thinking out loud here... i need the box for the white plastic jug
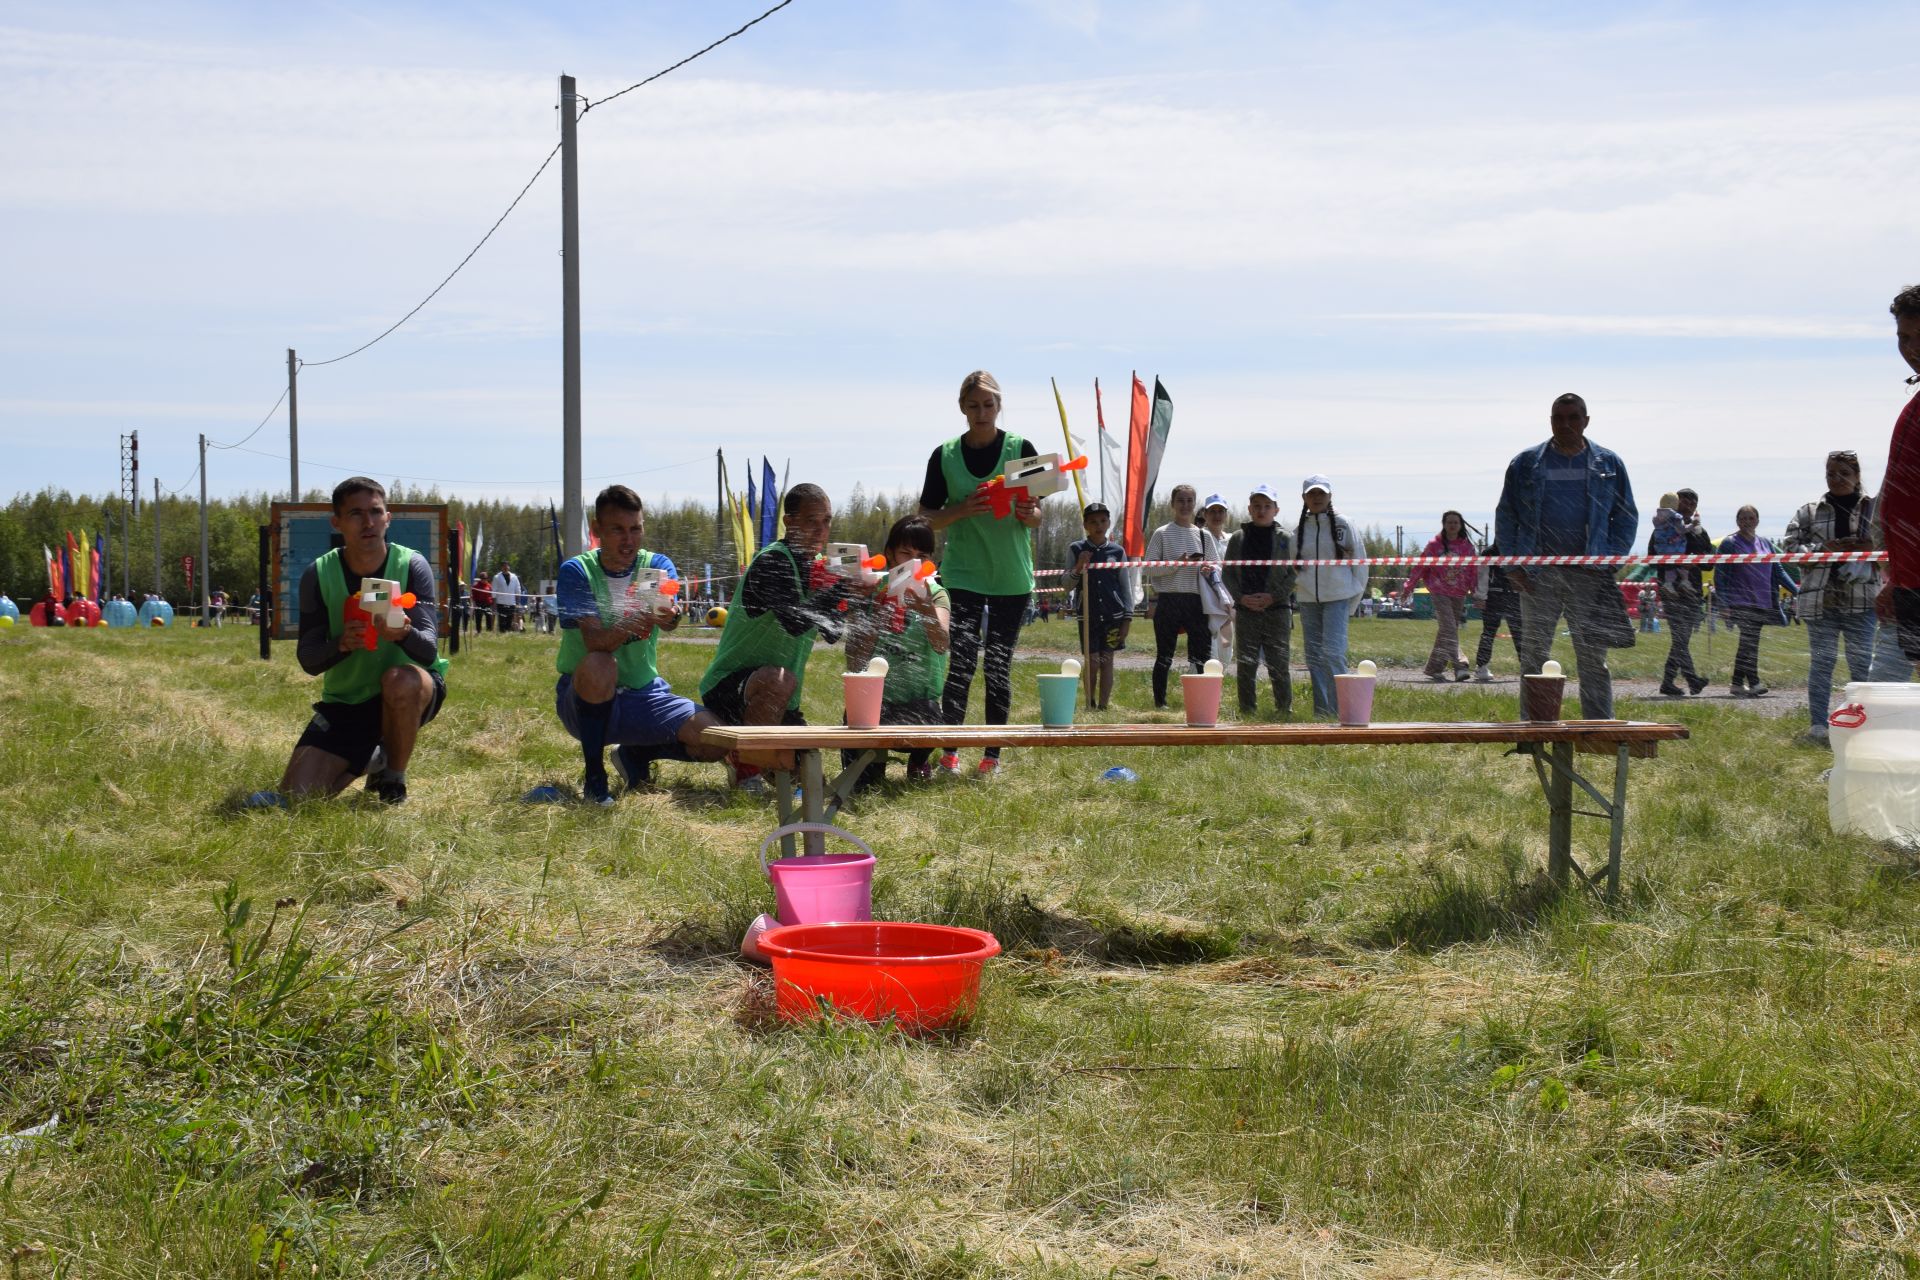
[1828,682,1920,843]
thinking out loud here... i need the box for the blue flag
[759,459,778,549]
[746,469,759,550]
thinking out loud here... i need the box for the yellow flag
[1051,377,1088,509]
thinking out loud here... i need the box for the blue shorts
[554,675,698,747]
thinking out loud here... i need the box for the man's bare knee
[574,652,617,702]
[382,666,432,709]
[679,710,729,761]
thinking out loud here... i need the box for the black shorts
[295,671,446,774]
[702,666,806,728]
[1086,613,1131,654]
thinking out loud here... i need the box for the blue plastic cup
[1037,673,1080,727]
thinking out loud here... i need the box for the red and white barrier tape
[1034,550,1883,575]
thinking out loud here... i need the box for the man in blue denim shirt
[1495,393,1639,718]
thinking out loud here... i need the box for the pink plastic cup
[843,672,886,730]
[1334,672,1375,726]
[1181,673,1225,727]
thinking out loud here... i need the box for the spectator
[1293,475,1368,718]
[1785,452,1879,742]
[470,575,494,632]
[1400,510,1476,682]
[1143,484,1212,710]
[491,561,523,632]
[1222,483,1297,716]
[1876,284,1920,662]
[917,370,1039,778]
[1494,392,1639,720]
[1645,488,1712,696]
[1714,505,1797,697]
[1198,493,1236,656]
[1068,502,1132,710]
[1470,541,1525,681]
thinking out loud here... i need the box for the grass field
[2,624,1917,1278]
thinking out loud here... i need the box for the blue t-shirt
[558,551,677,628]
[1537,448,1590,555]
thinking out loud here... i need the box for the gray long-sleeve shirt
[296,551,440,676]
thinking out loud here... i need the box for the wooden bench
[699,720,1689,898]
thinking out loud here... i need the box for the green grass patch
[0,625,1916,1277]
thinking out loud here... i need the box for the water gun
[343,578,416,650]
[621,567,682,617]
[976,452,1089,519]
[809,543,887,591]
[879,558,938,632]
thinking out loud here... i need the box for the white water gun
[622,567,682,616]
[978,452,1089,518]
[813,543,887,588]
[345,578,416,649]
[885,558,938,603]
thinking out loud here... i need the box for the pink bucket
[759,823,877,925]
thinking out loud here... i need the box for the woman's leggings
[942,588,1029,759]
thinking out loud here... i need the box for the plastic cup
[1037,673,1079,727]
[843,672,886,729]
[1521,673,1567,721]
[1181,673,1224,727]
[1334,672,1375,726]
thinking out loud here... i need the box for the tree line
[0,482,1405,605]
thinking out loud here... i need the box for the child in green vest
[553,485,727,806]
[249,477,447,807]
[843,515,952,787]
[700,483,860,793]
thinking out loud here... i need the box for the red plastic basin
[756,922,1001,1031]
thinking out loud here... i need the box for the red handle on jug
[1828,703,1867,729]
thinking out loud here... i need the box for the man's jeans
[1516,567,1618,720]
[1298,599,1352,717]
[1806,610,1876,731]
[1870,615,1914,684]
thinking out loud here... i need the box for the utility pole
[287,349,300,501]
[715,448,724,560]
[559,73,584,559]
[153,477,162,596]
[198,433,210,624]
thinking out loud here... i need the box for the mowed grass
[1,625,1917,1279]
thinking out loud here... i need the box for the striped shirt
[1143,522,1209,595]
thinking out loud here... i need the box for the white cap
[1248,483,1280,503]
[1302,474,1333,495]
[1201,493,1229,511]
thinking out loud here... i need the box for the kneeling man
[269,477,446,805]
[557,485,726,804]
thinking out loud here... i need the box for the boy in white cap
[1293,474,1369,718]
[1223,484,1297,715]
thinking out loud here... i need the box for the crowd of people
[228,285,1920,805]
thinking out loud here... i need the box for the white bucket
[1827,682,1920,844]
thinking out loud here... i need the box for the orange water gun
[977,452,1089,519]
[344,578,416,650]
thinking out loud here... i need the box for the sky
[4,0,1919,543]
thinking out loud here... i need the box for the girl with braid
[1292,475,1369,717]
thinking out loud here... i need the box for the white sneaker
[1473,665,1493,683]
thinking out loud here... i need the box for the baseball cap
[1201,493,1229,511]
[1302,474,1333,495]
[1248,483,1279,503]
[1082,501,1110,517]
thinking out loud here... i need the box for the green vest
[939,431,1035,596]
[555,549,665,689]
[857,580,950,704]
[699,542,815,711]
[314,543,448,705]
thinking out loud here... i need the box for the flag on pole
[93,531,106,600]
[731,490,755,571]
[1095,377,1123,513]
[1143,377,1174,532]
[759,458,778,550]
[1122,375,1152,556]
[65,532,81,601]
[470,523,484,584]
[45,544,62,601]
[455,520,466,581]
[746,467,759,549]
[1050,378,1088,509]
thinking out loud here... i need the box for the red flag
[1122,373,1152,556]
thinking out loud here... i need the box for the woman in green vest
[843,515,951,787]
[918,370,1040,777]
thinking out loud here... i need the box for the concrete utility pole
[715,448,725,559]
[287,349,300,501]
[559,73,584,559]
[198,433,210,623]
[153,477,162,595]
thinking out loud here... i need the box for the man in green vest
[252,477,447,806]
[553,485,726,805]
[700,483,860,792]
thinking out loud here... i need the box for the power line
[300,142,564,368]
[297,0,800,371]
[207,386,290,451]
[582,0,797,115]
[161,462,200,497]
